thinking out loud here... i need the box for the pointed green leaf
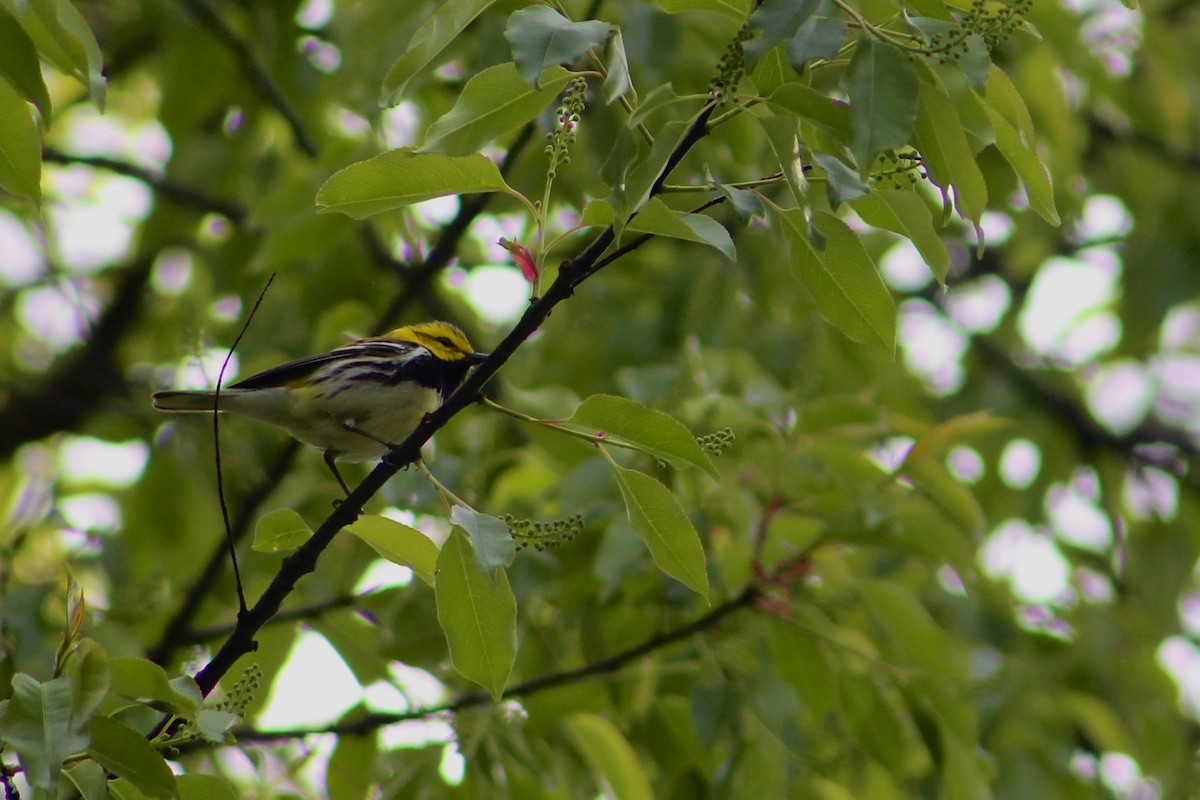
[812,152,869,207]
[852,189,950,285]
[505,6,613,88]
[838,673,908,779]
[766,83,851,138]
[346,514,439,586]
[619,118,689,214]
[603,29,632,104]
[612,465,709,597]
[19,0,105,109]
[0,6,51,119]
[316,151,514,219]
[627,197,736,259]
[845,37,918,173]
[87,717,177,799]
[435,529,516,700]
[109,658,200,718]
[759,115,808,207]
[0,673,89,792]
[570,394,718,477]
[379,0,501,107]
[0,76,40,201]
[565,713,654,800]
[788,14,848,68]
[194,709,239,744]
[451,505,516,574]
[912,68,987,225]
[780,209,895,351]
[421,63,573,155]
[985,65,1035,142]
[64,760,109,800]
[902,451,984,535]
[984,103,1059,225]
[860,581,964,676]
[252,508,311,553]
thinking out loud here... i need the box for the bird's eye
[435,336,454,347]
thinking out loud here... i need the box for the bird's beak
[468,352,489,364]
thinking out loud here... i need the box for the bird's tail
[152,389,242,412]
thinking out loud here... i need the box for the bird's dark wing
[228,340,419,390]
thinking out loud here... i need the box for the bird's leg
[341,422,416,470]
[323,450,352,497]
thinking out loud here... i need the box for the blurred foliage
[1,0,1199,798]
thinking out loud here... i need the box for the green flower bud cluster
[870,149,926,189]
[920,0,1032,62]
[697,427,735,457]
[546,76,588,178]
[503,513,584,551]
[709,25,751,105]
[215,663,263,716]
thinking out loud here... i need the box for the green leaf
[626,197,737,259]
[0,5,50,118]
[983,102,1059,225]
[787,14,848,69]
[421,63,573,155]
[252,508,312,553]
[379,0,501,107]
[838,673,909,780]
[435,529,516,700]
[655,0,752,22]
[570,394,718,477]
[912,67,987,226]
[22,0,105,109]
[565,713,654,800]
[902,451,984,535]
[316,151,514,219]
[505,6,613,88]
[612,465,709,597]
[109,658,200,718]
[87,717,177,799]
[63,760,109,800]
[745,0,820,65]
[766,83,851,138]
[177,774,239,800]
[984,65,1035,143]
[346,514,439,586]
[0,76,40,201]
[859,581,964,676]
[845,36,918,174]
[759,115,808,207]
[603,29,632,104]
[450,505,516,574]
[618,118,689,215]
[328,720,378,800]
[779,209,895,351]
[193,709,239,744]
[851,189,950,285]
[0,673,90,792]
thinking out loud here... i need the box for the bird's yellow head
[386,321,486,363]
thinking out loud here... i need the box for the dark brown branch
[42,148,247,223]
[221,584,760,743]
[188,102,719,699]
[178,0,318,157]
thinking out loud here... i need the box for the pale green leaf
[0,673,89,792]
[450,505,516,574]
[435,529,516,700]
[627,197,736,259]
[109,658,200,718]
[316,151,514,219]
[421,63,573,155]
[346,514,439,586]
[985,65,1035,143]
[759,114,808,207]
[845,36,918,173]
[252,508,311,553]
[22,0,104,109]
[379,0,501,107]
[63,760,109,800]
[194,709,239,744]
[612,465,709,597]
[912,67,987,225]
[766,83,851,138]
[570,394,718,477]
[505,6,612,88]
[565,713,654,800]
[603,29,632,104]
[0,76,40,201]
[851,189,950,285]
[87,717,177,799]
[178,774,239,800]
[859,581,963,676]
[811,152,868,207]
[780,209,895,351]
[984,102,1059,225]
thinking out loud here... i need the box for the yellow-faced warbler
[153,321,487,493]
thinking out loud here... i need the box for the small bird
[153,321,487,494]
